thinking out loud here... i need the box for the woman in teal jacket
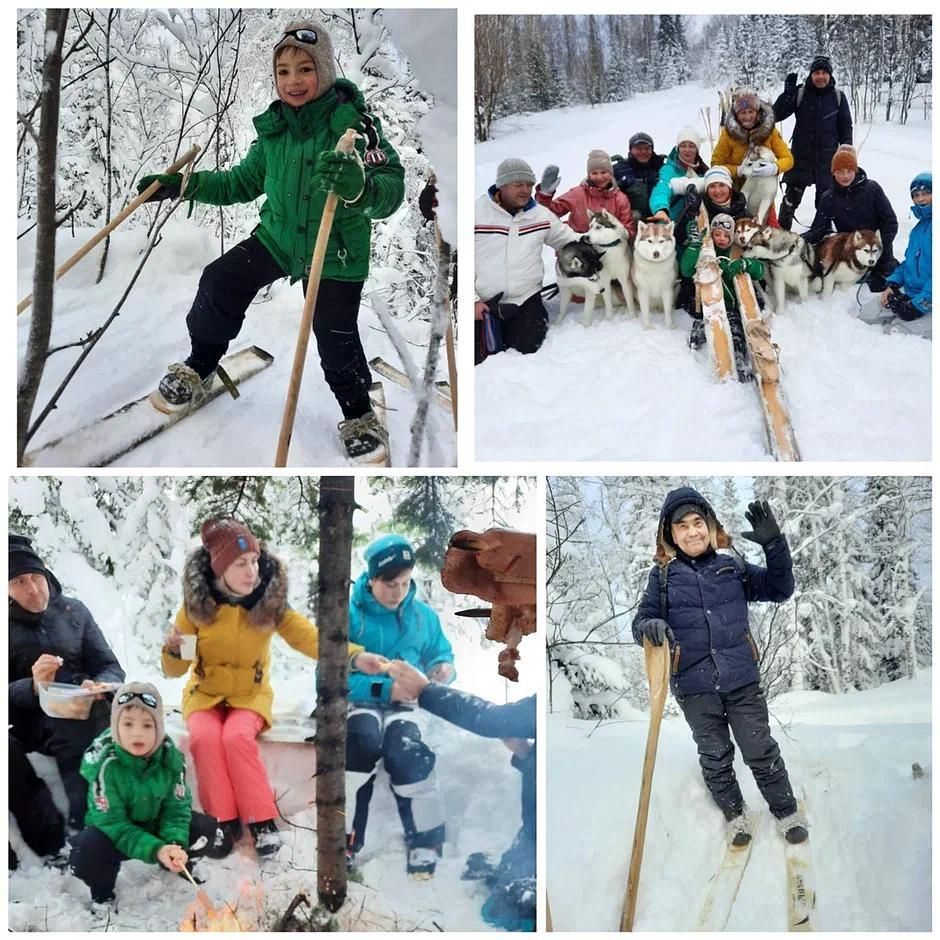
[343,534,455,878]
[650,126,710,222]
[138,19,405,461]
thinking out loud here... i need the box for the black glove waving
[741,500,781,546]
[784,72,798,94]
[638,618,674,647]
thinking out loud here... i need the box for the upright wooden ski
[732,273,801,461]
[620,641,670,931]
[693,207,735,381]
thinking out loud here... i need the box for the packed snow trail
[548,671,931,931]
[475,82,930,461]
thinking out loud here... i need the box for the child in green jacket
[679,214,765,375]
[69,682,229,916]
[138,19,405,462]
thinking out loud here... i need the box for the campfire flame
[179,880,263,932]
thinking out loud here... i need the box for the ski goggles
[710,216,735,233]
[117,690,159,708]
[281,28,319,45]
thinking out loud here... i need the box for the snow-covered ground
[16,220,455,468]
[8,494,536,930]
[547,669,932,931]
[475,82,931,461]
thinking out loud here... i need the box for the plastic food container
[38,682,98,720]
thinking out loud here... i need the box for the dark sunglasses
[117,690,158,708]
[282,28,318,45]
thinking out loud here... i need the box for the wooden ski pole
[620,638,670,931]
[433,218,458,430]
[17,144,200,315]
[274,128,359,467]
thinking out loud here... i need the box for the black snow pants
[69,811,222,902]
[185,235,373,420]
[676,682,797,820]
[8,733,66,860]
[345,708,445,854]
[10,700,110,829]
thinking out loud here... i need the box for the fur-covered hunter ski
[694,813,761,930]
[694,207,735,381]
[731,273,801,461]
[23,345,274,468]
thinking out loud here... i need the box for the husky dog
[736,218,815,312]
[582,210,637,326]
[632,220,678,329]
[815,230,883,298]
[556,240,606,323]
[739,145,779,224]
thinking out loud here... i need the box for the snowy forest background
[547,476,932,718]
[17,8,443,326]
[9,475,535,689]
[475,14,932,140]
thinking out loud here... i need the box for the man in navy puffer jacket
[632,487,807,847]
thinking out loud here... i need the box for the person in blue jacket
[344,534,455,878]
[632,487,807,847]
[388,659,536,931]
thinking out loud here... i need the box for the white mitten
[752,163,777,178]
[670,176,704,197]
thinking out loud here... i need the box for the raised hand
[741,500,781,546]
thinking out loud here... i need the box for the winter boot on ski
[725,808,752,847]
[248,819,282,858]
[152,363,214,413]
[338,411,389,464]
[776,809,809,844]
[407,846,440,880]
[688,317,706,350]
[728,312,753,382]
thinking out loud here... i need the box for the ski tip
[248,345,274,364]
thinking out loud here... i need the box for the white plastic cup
[179,634,197,661]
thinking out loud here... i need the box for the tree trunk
[18,8,69,464]
[315,476,356,913]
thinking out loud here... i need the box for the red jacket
[535,180,635,238]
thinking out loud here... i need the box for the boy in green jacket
[69,682,229,917]
[138,19,405,462]
[679,214,765,377]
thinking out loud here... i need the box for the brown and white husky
[815,230,883,298]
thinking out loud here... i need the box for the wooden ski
[785,804,816,932]
[693,206,735,381]
[23,345,273,467]
[620,640,670,931]
[694,813,760,931]
[732,272,801,461]
[368,355,452,411]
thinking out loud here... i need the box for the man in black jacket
[8,535,126,830]
[774,54,853,230]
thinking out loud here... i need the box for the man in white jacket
[475,158,578,360]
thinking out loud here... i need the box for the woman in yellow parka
[711,87,794,225]
[162,518,386,858]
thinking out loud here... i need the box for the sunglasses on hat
[282,28,318,45]
[711,217,734,233]
[117,690,158,708]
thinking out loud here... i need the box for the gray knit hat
[495,158,536,189]
[273,19,336,101]
[586,149,613,175]
[111,681,164,758]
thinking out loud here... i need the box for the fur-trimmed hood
[654,487,732,565]
[182,546,288,629]
[724,98,776,146]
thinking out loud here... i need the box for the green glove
[136,173,183,202]
[314,151,365,201]
[719,257,745,276]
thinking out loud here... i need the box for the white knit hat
[676,126,702,149]
[703,166,733,189]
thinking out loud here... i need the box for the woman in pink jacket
[535,150,636,238]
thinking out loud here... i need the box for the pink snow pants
[187,706,277,824]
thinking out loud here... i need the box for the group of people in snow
[8,526,535,931]
[135,19,404,464]
[474,53,932,360]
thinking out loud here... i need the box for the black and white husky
[735,217,814,312]
[582,210,637,326]
[556,240,606,324]
[739,144,779,224]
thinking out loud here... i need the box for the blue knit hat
[910,172,932,195]
[365,534,415,579]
